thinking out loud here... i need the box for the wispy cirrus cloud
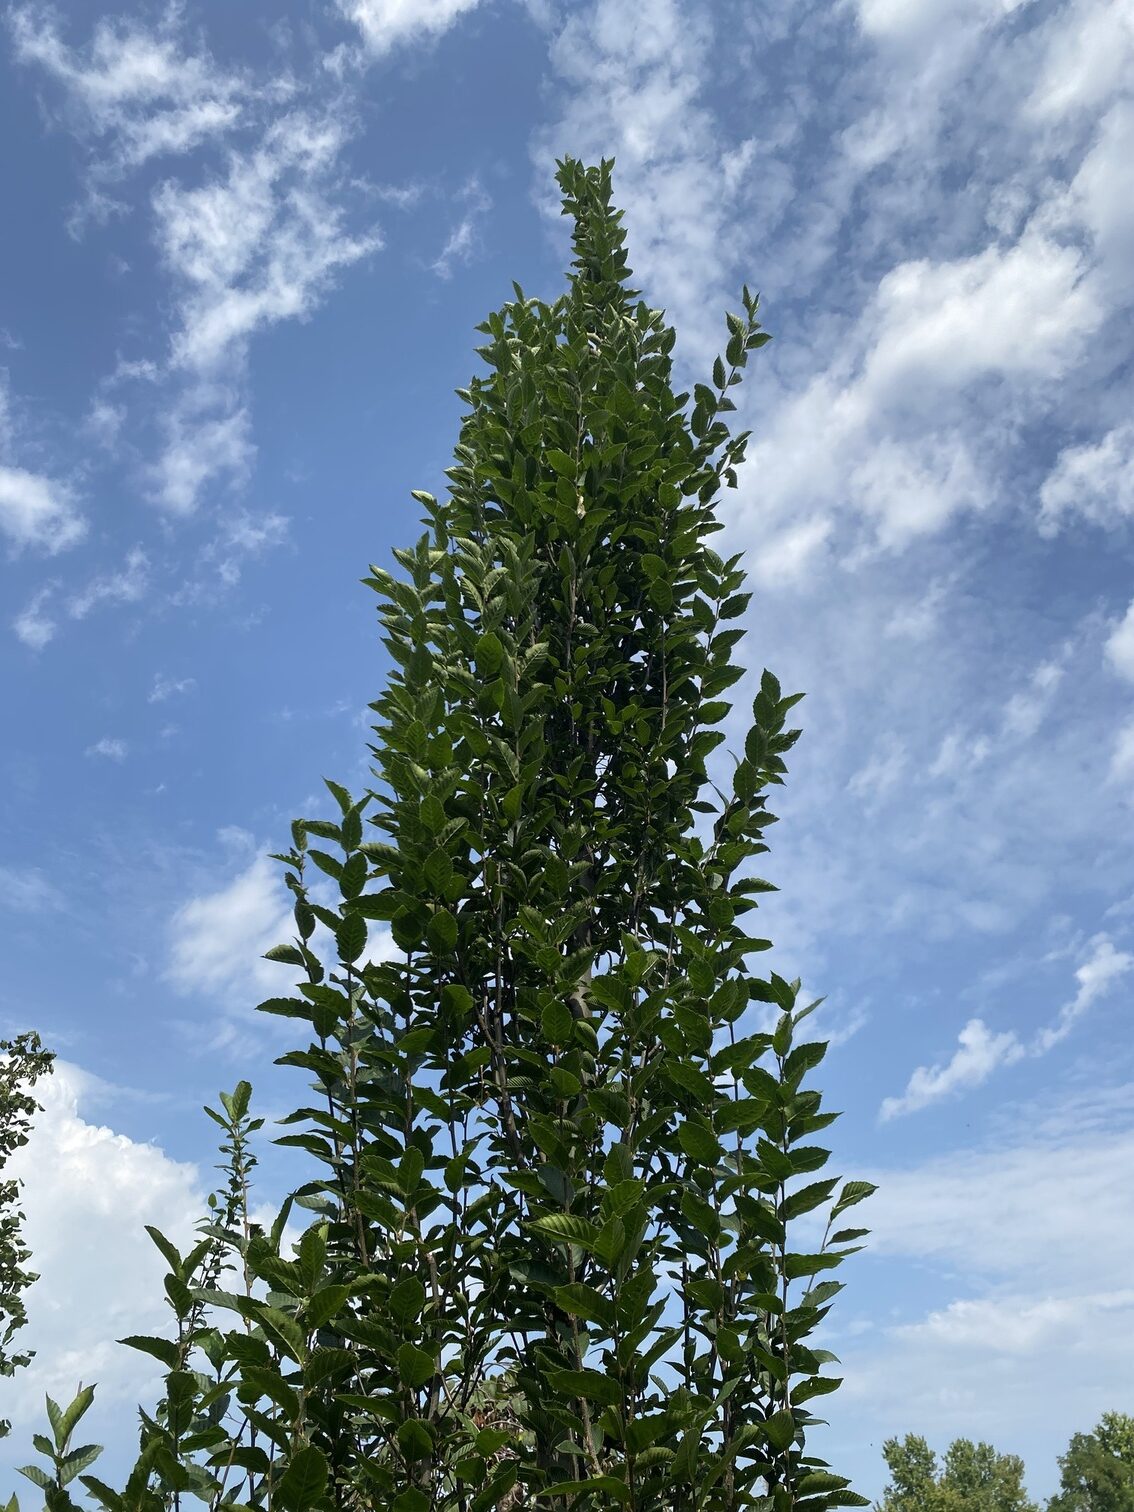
[881,934,1134,1119]
[8,2,265,200]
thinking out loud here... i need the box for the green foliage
[879,1435,1037,1512]
[8,158,870,1510]
[1048,1412,1134,1512]
[0,1033,55,1439]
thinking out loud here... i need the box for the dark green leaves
[14,158,863,1512]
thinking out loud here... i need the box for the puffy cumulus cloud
[0,465,85,555]
[166,846,294,1004]
[1039,421,1134,534]
[1025,0,1134,121]
[0,1060,203,1446]
[738,223,1103,567]
[881,934,1133,1118]
[0,373,83,554]
[336,0,483,57]
[0,1059,300,1487]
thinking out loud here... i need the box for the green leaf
[335,911,367,963]
[541,999,574,1044]
[275,1445,328,1512]
[306,1283,351,1330]
[475,631,503,676]
[389,1276,426,1325]
[117,1335,179,1369]
[833,1180,877,1214]
[764,1408,795,1451]
[58,1445,103,1487]
[678,1121,722,1164]
[527,1213,600,1247]
[546,1369,621,1406]
[397,1342,436,1388]
[397,1419,434,1462]
[554,1282,614,1329]
[423,848,453,893]
[426,907,458,952]
[543,1477,630,1505]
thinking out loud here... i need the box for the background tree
[1048,1412,1134,1512]
[878,1435,1036,1512]
[0,1033,55,1441]
[9,158,871,1512]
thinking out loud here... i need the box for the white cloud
[882,934,1133,1118]
[880,1017,1026,1121]
[1025,0,1134,120]
[155,114,381,378]
[150,404,253,514]
[0,464,85,554]
[823,1096,1134,1493]
[1040,421,1134,534]
[854,0,1028,46]
[0,865,63,912]
[204,508,290,588]
[1001,657,1065,741]
[8,4,257,182]
[1034,933,1134,1053]
[67,545,149,618]
[0,1060,204,1455]
[337,0,482,57]
[1112,720,1134,785]
[1105,599,1134,682]
[741,223,1102,556]
[12,586,57,649]
[148,673,196,704]
[144,112,380,511]
[167,849,294,1003]
[85,737,128,761]
[535,0,758,368]
[431,178,491,279]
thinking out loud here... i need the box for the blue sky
[2,0,1133,1498]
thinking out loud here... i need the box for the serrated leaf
[275,1445,327,1512]
[528,1213,600,1247]
[678,1121,722,1164]
[335,911,367,963]
[546,1369,621,1406]
[397,1342,436,1388]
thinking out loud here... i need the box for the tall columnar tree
[10,158,870,1512]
